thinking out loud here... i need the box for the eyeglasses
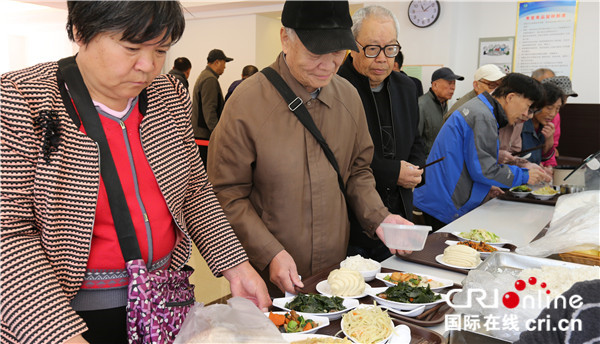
[356,40,401,58]
[478,79,502,89]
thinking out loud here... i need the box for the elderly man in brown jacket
[207,1,411,297]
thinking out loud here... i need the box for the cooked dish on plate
[285,294,346,313]
[376,283,441,304]
[274,294,360,320]
[457,240,498,252]
[440,245,481,268]
[532,185,558,195]
[381,271,446,289]
[510,185,532,192]
[341,305,393,344]
[267,310,325,334]
[458,229,501,243]
[368,287,446,311]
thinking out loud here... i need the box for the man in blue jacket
[414,73,552,230]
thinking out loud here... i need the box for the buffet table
[381,198,555,336]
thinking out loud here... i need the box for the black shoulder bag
[261,67,346,193]
[58,56,194,344]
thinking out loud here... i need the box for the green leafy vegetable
[285,293,345,313]
[511,185,531,192]
[459,229,500,243]
[377,283,441,303]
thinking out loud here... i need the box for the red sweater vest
[79,103,176,288]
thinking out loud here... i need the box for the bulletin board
[513,0,578,77]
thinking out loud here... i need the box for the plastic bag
[515,190,600,257]
[173,297,286,343]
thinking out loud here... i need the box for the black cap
[207,49,233,63]
[281,1,358,55]
[432,67,464,82]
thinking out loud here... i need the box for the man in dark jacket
[167,57,192,89]
[191,49,233,140]
[338,5,426,261]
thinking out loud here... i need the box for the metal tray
[474,251,590,276]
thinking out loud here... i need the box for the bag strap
[58,56,142,262]
[261,67,346,193]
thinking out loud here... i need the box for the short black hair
[492,73,544,106]
[242,65,259,78]
[66,1,185,45]
[394,51,404,68]
[540,82,566,108]
[174,57,192,71]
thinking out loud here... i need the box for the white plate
[367,287,447,311]
[264,311,330,334]
[383,305,426,317]
[315,280,371,299]
[341,305,394,344]
[531,192,558,200]
[435,254,481,270]
[509,186,531,198]
[272,296,359,320]
[375,272,453,290]
[452,231,510,246]
[510,190,531,198]
[444,240,511,258]
[282,333,346,343]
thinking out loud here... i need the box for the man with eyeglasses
[418,67,464,156]
[444,64,505,121]
[338,5,426,261]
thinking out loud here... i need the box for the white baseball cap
[474,64,505,82]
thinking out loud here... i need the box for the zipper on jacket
[138,128,193,268]
[118,120,154,269]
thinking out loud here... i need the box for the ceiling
[19,1,286,19]
[18,1,363,20]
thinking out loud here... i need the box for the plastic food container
[381,224,431,251]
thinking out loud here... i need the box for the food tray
[497,192,558,206]
[295,265,457,328]
[396,232,517,274]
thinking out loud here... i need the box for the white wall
[256,14,284,70]
[166,14,258,96]
[0,1,74,73]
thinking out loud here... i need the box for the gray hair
[284,27,297,42]
[531,68,555,79]
[351,5,400,39]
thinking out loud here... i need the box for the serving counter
[381,198,555,336]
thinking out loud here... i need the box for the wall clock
[408,0,441,28]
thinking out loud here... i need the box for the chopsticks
[415,302,444,321]
[511,144,544,156]
[419,157,445,169]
